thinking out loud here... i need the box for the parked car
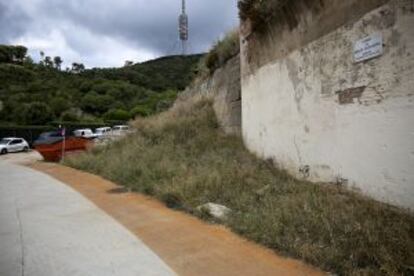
[95,127,112,138]
[112,125,130,136]
[73,129,97,139]
[0,137,30,154]
[33,131,64,146]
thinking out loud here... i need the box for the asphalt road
[0,158,175,276]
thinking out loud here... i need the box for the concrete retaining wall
[240,0,414,209]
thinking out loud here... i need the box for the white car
[0,137,30,154]
[73,129,97,139]
[95,127,112,138]
[112,125,130,136]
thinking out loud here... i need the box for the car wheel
[23,146,29,152]
[1,149,7,155]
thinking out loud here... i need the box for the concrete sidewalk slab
[0,161,175,276]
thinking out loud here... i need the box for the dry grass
[64,97,414,275]
[203,30,240,74]
[238,0,290,29]
[238,0,324,32]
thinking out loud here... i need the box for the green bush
[50,97,71,116]
[0,64,34,83]
[18,102,55,125]
[204,51,219,73]
[60,109,80,122]
[131,105,152,118]
[204,30,239,74]
[103,109,131,121]
[80,91,114,114]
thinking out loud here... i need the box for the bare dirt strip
[32,162,325,276]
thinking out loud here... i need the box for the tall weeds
[203,30,240,74]
[65,97,414,275]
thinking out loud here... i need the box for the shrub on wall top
[204,30,240,74]
[238,0,297,32]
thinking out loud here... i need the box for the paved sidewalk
[0,161,175,276]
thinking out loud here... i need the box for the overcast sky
[0,0,239,68]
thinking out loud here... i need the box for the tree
[124,60,134,67]
[12,46,27,63]
[104,109,131,121]
[50,97,70,116]
[71,62,85,73]
[53,56,63,70]
[18,102,54,125]
[44,56,53,68]
[0,45,27,64]
[24,55,34,65]
[0,45,12,63]
[80,91,114,114]
[131,105,152,117]
[60,109,81,122]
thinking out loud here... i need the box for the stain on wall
[336,86,366,105]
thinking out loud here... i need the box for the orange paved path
[32,162,325,276]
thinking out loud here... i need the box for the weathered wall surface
[241,0,414,209]
[182,55,241,135]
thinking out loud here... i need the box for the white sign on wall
[354,33,383,62]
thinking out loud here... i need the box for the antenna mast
[179,0,189,55]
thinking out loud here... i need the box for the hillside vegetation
[203,30,240,74]
[65,97,414,276]
[0,45,202,125]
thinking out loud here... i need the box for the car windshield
[0,139,11,145]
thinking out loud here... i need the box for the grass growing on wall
[238,0,322,32]
[64,97,414,275]
[238,0,290,28]
[203,30,240,74]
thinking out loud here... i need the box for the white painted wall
[241,1,414,209]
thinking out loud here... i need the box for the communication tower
[179,0,189,55]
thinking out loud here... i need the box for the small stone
[197,203,231,220]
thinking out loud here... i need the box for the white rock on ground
[197,203,231,220]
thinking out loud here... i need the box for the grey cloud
[0,0,238,67]
[0,1,31,42]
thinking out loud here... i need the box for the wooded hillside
[0,45,202,125]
